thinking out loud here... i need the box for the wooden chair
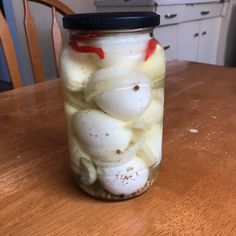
[0,0,74,89]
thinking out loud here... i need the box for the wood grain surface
[0,61,236,235]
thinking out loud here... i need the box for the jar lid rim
[63,12,160,30]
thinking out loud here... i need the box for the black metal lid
[63,12,160,30]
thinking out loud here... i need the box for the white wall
[8,0,96,85]
[63,0,96,12]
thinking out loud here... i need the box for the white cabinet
[95,0,153,12]
[177,21,200,61]
[177,17,222,64]
[154,24,178,59]
[198,17,221,64]
[157,5,184,25]
[95,1,225,65]
[183,3,223,22]
[155,2,224,65]
[157,3,223,26]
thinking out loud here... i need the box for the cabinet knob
[202,31,207,36]
[154,2,158,12]
[164,45,171,50]
[164,14,177,19]
[201,11,210,16]
[194,33,199,38]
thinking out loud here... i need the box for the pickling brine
[61,12,165,200]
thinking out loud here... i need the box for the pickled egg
[73,109,133,159]
[60,46,97,91]
[91,33,150,67]
[91,138,144,168]
[95,85,151,120]
[86,65,152,119]
[144,124,163,165]
[133,88,164,126]
[98,156,148,195]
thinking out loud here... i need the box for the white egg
[60,46,97,91]
[86,65,152,119]
[91,138,144,168]
[143,124,163,166]
[86,64,136,85]
[91,33,150,67]
[139,44,166,85]
[133,88,164,127]
[73,109,133,159]
[98,156,148,195]
[95,85,151,120]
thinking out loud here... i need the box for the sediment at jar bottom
[71,161,160,201]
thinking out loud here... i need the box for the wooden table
[0,61,236,235]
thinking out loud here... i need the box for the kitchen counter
[0,60,235,235]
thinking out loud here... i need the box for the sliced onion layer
[85,66,152,102]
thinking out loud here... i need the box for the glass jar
[61,12,165,200]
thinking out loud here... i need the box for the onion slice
[142,143,158,167]
[84,68,152,102]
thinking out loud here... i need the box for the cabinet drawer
[183,3,223,22]
[157,5,185,26]
[154,24,178,59]
[157,3,223,25]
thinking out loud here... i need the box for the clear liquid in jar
[60,31,165,200]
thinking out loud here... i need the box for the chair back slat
[23,0,44,83]
[52,6,62,77]
[0,0,74,89]
[0,11,23,88]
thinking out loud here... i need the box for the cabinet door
[177,21,200,62]
[154,24,178,59]
[198,17,222,64]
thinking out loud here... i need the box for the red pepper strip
[69,41,105,59]
[144,38,158,61]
